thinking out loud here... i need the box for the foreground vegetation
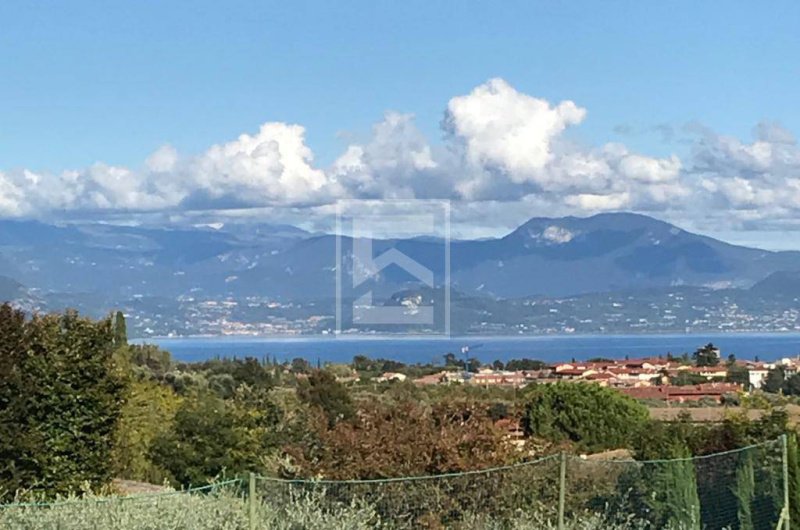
[2,305,800,528]
[0,487,723,530]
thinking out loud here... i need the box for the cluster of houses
[372,355,800,403]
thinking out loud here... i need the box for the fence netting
[0,480,248,530]
[256,439,786,529]
[564,439,785,530]
[257,455,563,528]
[0,439,787,529]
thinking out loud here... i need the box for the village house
[471,370,527,387]
[375,372,407,383]
[743,362,770,389]
[413,371,450,386]
[668,365,728,380]
[411,355,800,397]
[620,383,740,404]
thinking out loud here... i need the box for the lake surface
[136,333,800,365]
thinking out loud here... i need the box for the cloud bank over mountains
[1,78,797,235]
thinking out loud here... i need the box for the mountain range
[1,212,799,336]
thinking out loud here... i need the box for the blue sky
[1,1,799,247]
[2,1,797,170]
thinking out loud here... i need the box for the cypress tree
[640,443,701,529]
[787,433,800,526]
[113,310,128,346]
[617,422,701,527]
[733,451,755,530]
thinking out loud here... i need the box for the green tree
[352,355,374,372]
[630,423,701,529]
[787,433,800,526]
[229,385,285,469]
[763,367,785,394]
[505,358,547,371]
[726,364,750,388]
[230,357,274,389]
[733,451,755,530]
[150,386,286,487]
[0,306,126,499]
[0,304,28,497]
[648,452,701,529]
[443,352,458,367]
[325,363,356,380]
[521,382,649,452]
[671,371,711,386]
[297,370,354,428]
[126,343,172,377]
[784,373,800,396]
[693,343,720,367]
[290,357,312,374]
[466,357,481,373]
[113,310,128,347]
[208,373,237,398]
[112,379,181,483]
[150,393,243,486]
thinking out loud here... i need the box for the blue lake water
[136,333,800,365]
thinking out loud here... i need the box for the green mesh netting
[0,440,788,529]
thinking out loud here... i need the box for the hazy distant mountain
[2,213,800,320]
[235,212,800,299]
[0,275,27,300]
[750,270,800,297]
[0,219,308,300]
[448,213,800,297]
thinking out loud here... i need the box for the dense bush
[285,397,515,480]
[296,369,355,428]
[112,379,181,484]
[0,305,126,500]
[522,382,649,452]
[150,393,250,485]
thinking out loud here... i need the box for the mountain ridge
[1,212,800,317]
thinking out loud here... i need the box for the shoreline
[132,329,800,343]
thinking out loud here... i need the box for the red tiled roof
[554,369,586,377]
[620,383,740,401]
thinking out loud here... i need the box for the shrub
[0,306,126,500]
[522,382,649,452]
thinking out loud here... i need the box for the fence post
[249,472,256,530]
[783,434,791,530]
[558,452,566,530]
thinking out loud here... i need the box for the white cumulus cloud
[1,78,798,239]
[445,78,586,183]
[692,122,800,224]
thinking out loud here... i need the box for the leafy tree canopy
[521,382,649,452]
[693,343,720,367]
